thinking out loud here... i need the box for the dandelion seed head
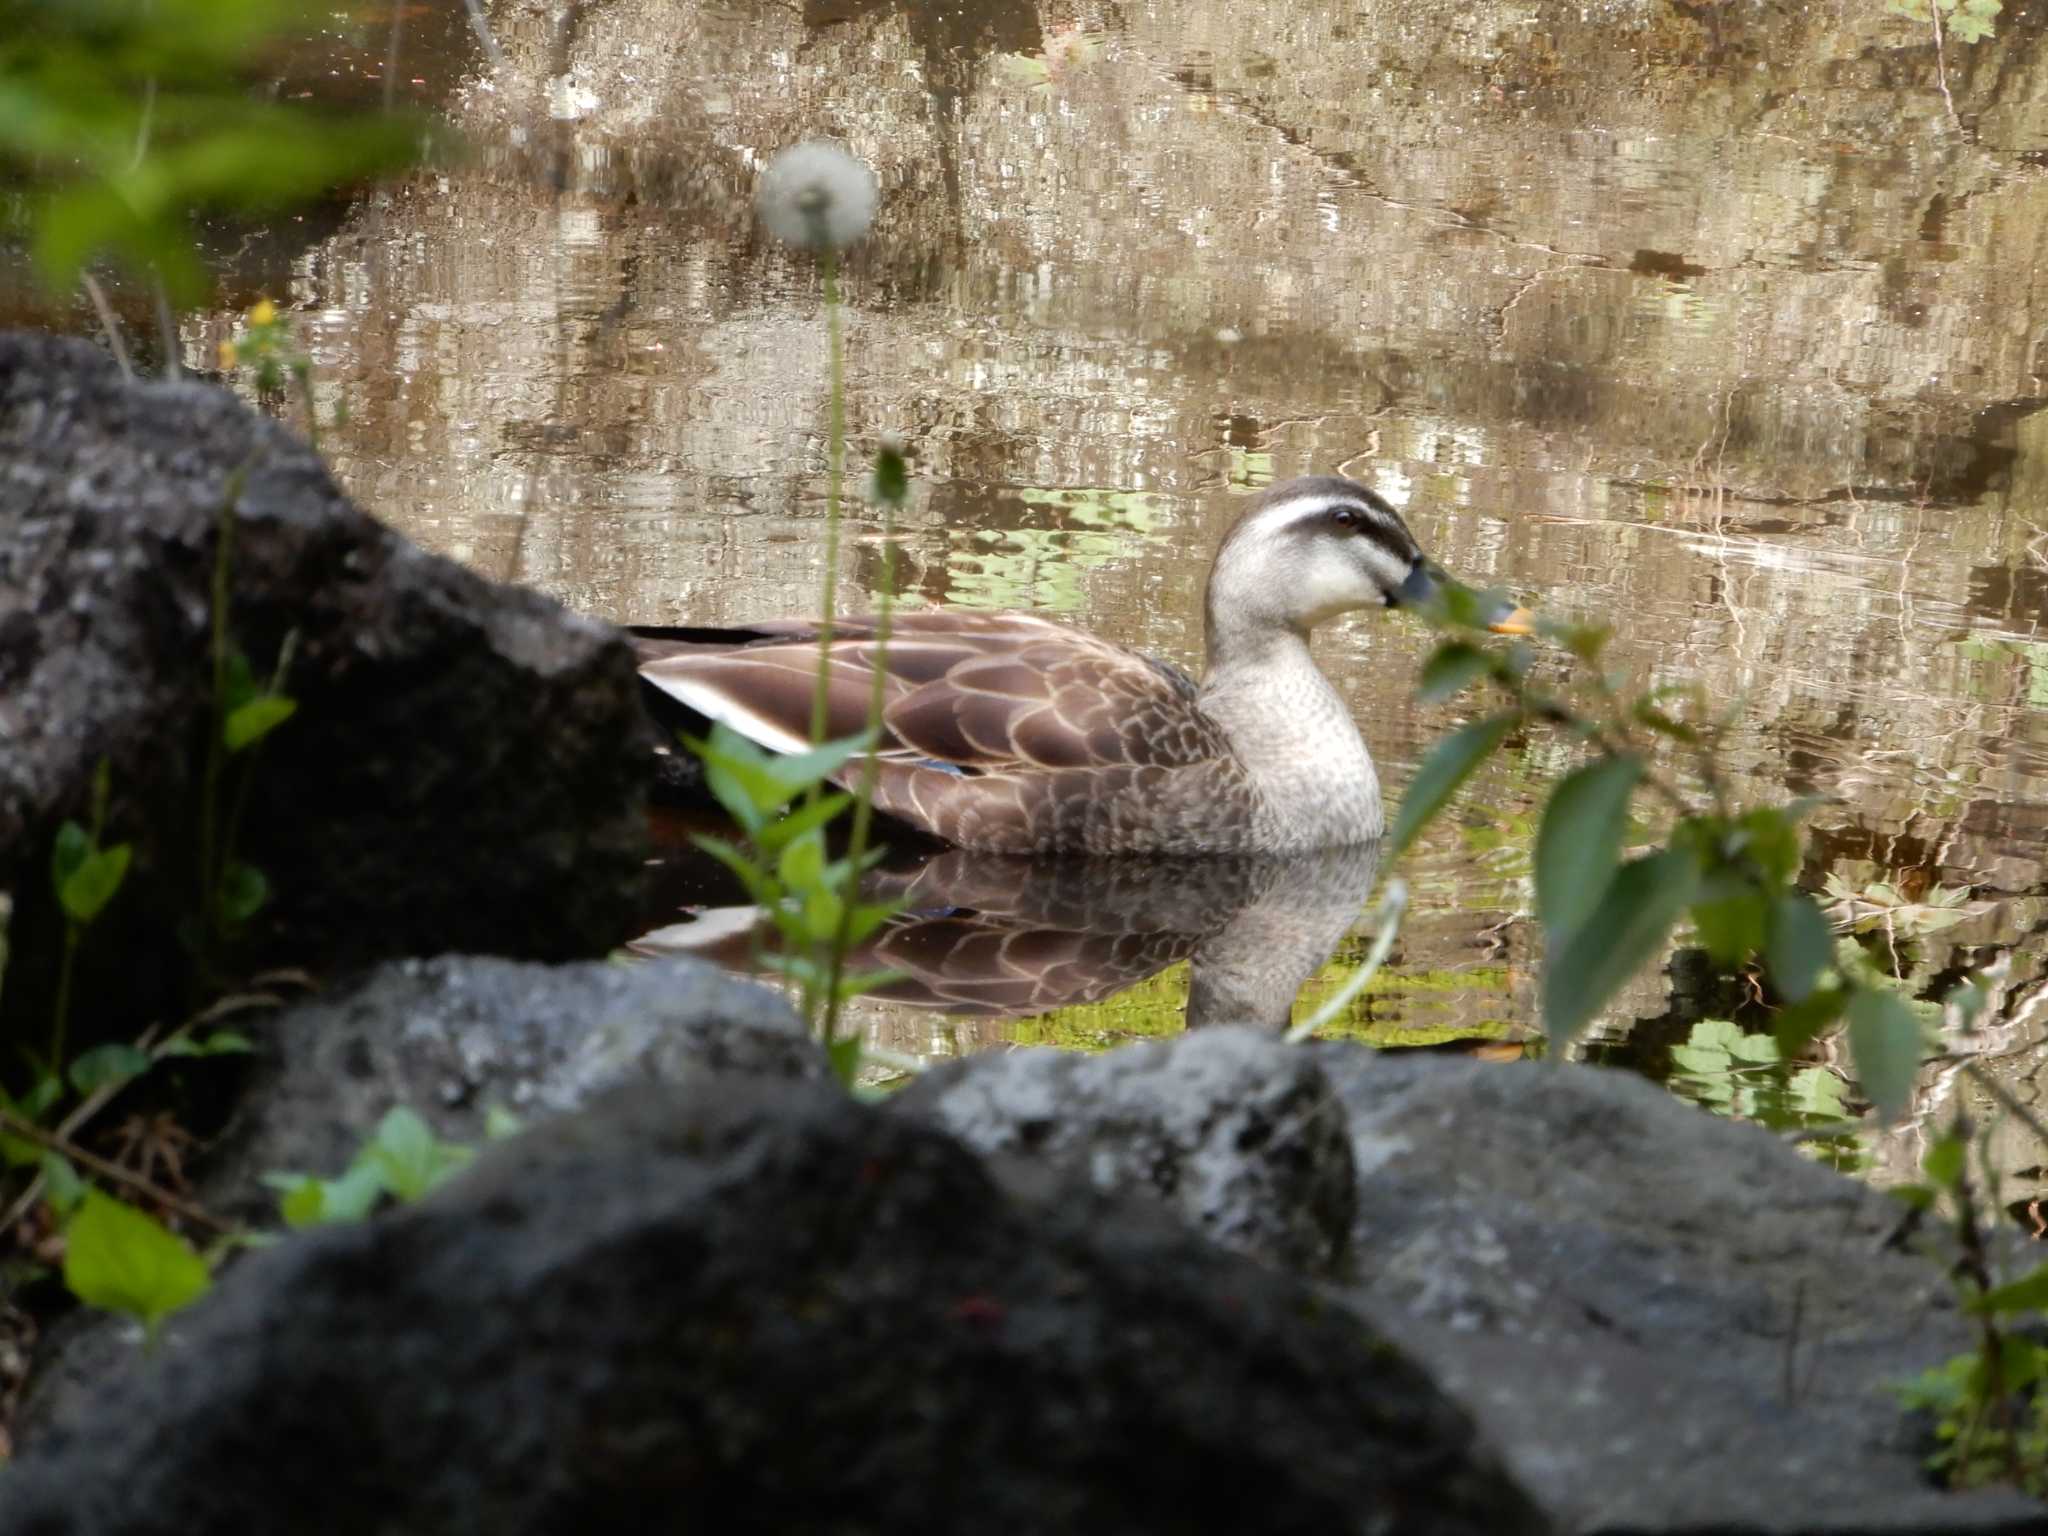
[755,140,878,253]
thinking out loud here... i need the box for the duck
[633,475,1528,856]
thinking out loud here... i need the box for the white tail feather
[640,663,814,755]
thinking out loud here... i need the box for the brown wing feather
[639,613,1225,776]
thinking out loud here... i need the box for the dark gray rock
[892,1026,1354,1276]
[1312,1047,2047,1534]
[0,331,655,1043]
[0,1077,1546,1536]
[196,953,828,1223]
[13,954,825,1449]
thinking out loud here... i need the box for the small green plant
[1394,594,1928,1122]
[265,1105,486,1227]
[192,467,297,979]
[1894,1114,2048,1493]
[44,758,132,1072]
[219,297,333,448]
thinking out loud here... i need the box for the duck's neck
[1198,621,1382,842]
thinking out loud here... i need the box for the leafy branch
[1394,588,1934,1120]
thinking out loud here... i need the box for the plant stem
[197,468,248,974]
[809,251,845,749]
[799,252,849,1030]
[0,1107,234,1235]
[48,926,80,1073]
[822,474,899,1045]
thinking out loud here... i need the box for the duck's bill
[1487,605,1535,636]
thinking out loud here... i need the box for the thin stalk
[822,478,899,1044]
[0,1107,233,1235]
[80,275,133,380]
[49,926,80,1072]
[197,470,248,964]
[808,251,846,749]
[799,252,848,1029]
[218,629,299,908]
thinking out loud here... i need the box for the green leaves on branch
[1400,614,1928,1123]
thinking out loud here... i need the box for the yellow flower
[248,298,277,327]
[218,340,239,370]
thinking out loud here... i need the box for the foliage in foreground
[0,0,423,302]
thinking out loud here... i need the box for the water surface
[8,0,2048,1203]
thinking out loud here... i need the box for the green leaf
[40,1151,87,1217]
[1389,712,1520,858]
[59,843,131,924]
[1691,875,1767,967]
[1543,847,1700,1047]
[1772,985,1848,1055]
[1846,988,1924,1125]
[764,731,876,795]
[688,834,773,904]
[268,1158,387,1228]
[1417,642,1494,705]
[63,1189,210,1330]
[218,860,268,924]
[1737,808,1802,886]
[777,832,828,894]
[223,694,296,752]
[483,1105,524,1141]
[1923,1134,1965,1191]
[690,728,778,832]
[50,819,89,891]
[1535,754,1642,935]
[1766,893,1833,1003]
[68,1043,153,1094]
[222,651,260,714]
[1977,1263,2048,1316]
[827,1035,862,1086]
[753,792,853,854]
[365,1106,471,1203]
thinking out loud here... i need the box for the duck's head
[1204,475,1527,651]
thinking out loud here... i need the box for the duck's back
[637,611,1290,854]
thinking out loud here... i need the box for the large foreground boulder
[0,1075,1545,1536]
[0,331,654,1042]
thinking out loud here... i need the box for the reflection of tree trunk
[803,0,1043,262]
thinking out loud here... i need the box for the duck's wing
[634,612,1227,771]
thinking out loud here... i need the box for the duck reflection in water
[633,839,1381,1032]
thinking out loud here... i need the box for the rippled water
[8,0,2048,1204]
